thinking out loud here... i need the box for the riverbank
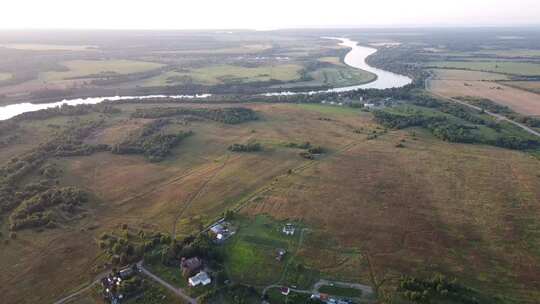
[0,38,412,121]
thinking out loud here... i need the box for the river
[0,38,411,121]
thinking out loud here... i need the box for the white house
[282,223,296,236]
[189,271,211,287]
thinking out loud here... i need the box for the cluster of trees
[399,275,488,304]
[285,141,312,149]
[9,187,87,231]
[112,119,193,162]
[373,95,540,151]
[131,107,258,124]
[13,103,121,121]
[228,141,262,152]
[0,119,108,235]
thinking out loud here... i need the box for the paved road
[426,77,540,138]
[138,262,197,304]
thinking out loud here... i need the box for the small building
[363,103,376,109]
[209,221,235,243]
[189,271,211,287]
[282,223,296,236]
[181,257,203,277]
[280,287,290,296]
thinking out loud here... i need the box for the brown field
[501,81,540,94]
[429,77,540,115]
[1,103,540,303]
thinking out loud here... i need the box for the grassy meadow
[0,101,539,303]
[40,59,164,81]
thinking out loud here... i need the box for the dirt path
[171,154,230,239]
[52,271,109,304]
[138,261,197,304]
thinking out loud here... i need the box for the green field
[425,61,540,76]
[141,64,302,86]
[223,215,302,286]
[277,65,376,89]
[40,59,164,81]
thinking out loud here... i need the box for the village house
[188,271,212,287]
[181,257,203,277]
[282,223,296,236]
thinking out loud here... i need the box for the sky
[1,0,539,30]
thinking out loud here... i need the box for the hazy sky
[1,0,539,30]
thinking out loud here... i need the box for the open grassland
[41,60,164,81]
[429,78,540,115]
[0,102,539,303]
[0,43,97,51]
[425,61,540,76]
[500,81,540,94]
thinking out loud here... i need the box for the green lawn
[223,215,301,286]
[425,61,540,76]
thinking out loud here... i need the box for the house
[188,271,212,287]
[276,249,287,261]
[363,103,376,109]
[209,221,235,243]
[280,287,290,296]
[181,257,202,277]
[282,223,296,236]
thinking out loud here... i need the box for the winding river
[0,38,411,121]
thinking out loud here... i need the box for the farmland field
[40,59,164,81]
[501,80,540,94]
[425,61,540,76]
[428,74,540,115]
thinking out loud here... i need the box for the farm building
[188,271,212,287]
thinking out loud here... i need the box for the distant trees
[131,107,258,124]
[228,141,262,152]
[112,119,193,162]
